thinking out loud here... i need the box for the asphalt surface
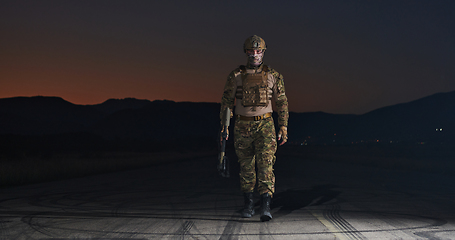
[2,150,455,239]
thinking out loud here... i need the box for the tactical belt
[237,112,272,121]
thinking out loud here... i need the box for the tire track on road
[310,204,366,240]
[172,220,195,240]
[219,213,244,240]
[0,218,8,240]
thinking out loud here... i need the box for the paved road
[2,151,455,239]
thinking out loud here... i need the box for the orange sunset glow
[1,1,454,114]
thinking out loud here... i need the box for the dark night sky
[1,0,454,114]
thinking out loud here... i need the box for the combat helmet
[243,35,267,53]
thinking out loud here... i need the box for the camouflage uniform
[220,64,289,196]
[234,117,277,194]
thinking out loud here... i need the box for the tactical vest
[236,65,271,108]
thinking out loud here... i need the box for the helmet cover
[243,35,267,52]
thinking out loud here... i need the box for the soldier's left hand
[220,127,229,143]
[277,126,288,146]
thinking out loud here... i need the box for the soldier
[220,35,289,222]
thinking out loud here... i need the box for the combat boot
[241,192,255,218]
[260,193,272,222]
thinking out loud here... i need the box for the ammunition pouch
[241,71,269,107]
[234,65,271,109]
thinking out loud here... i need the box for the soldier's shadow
[266,184,341,218]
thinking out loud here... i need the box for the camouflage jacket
[220,64,289,127]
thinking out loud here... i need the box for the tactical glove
[277,126,288,146]
[221,127,229,142]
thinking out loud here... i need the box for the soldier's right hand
[277,126,288,146]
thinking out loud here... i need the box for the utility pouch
[241,72,268,107]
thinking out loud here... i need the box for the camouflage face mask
[246,50,264,66]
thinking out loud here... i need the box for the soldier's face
[246,49,264,66]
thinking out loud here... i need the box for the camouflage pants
[234,117,277,196]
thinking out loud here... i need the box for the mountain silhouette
[0,96,104,135]
[352,92,455,142]
[91,98,152,115]
[91,100,220,141]
[288,111,356,143]
[288,91,455,144]
[1,91,454,147]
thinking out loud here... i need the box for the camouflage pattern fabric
[220,65,288,128]
[220,63,288,197]
[269,68,289,128]
[219,69,238,123]
[234,117,277,196]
